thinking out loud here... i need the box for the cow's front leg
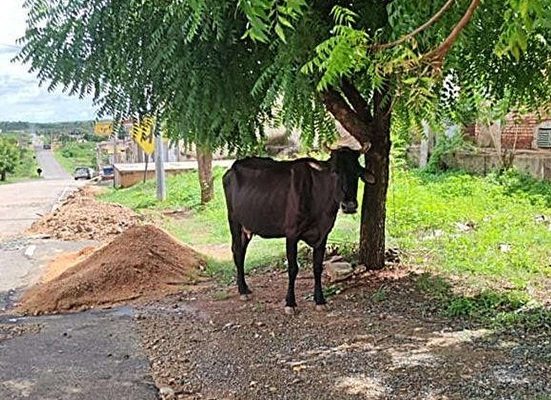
[285,238,299,314]
[230,222,252,300]
[313,237,328,310]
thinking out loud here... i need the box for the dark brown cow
[222,147,374,314]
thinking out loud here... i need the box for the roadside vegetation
[54,141,97,173]
[100,165,551,327]
[0,133,39,183]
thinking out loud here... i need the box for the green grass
[415,272,550,332]
[0,133,40,184]
[387,169,551,292]
[54,142,97,173]
[99,166,551,303]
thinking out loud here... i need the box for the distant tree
[0,138,20,181]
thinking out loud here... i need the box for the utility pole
[154,126,167,201]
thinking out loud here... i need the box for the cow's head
[330,145,375,214]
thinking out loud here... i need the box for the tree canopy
[17,0,551,267]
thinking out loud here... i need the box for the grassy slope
[100,167,551,299]
[54,142,97,173]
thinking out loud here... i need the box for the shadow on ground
[137,268,551,400]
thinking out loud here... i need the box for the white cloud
[0,0,96,122]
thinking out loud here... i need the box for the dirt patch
[18,225,207,315]
[28,186,139,242]
[136,268,550,400]
[194,244,232,261]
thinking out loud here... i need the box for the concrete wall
[113,160,235,188]
[114,167,189,188]
[407,146,551,181]
[442,150,551,180]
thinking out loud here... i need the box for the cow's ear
[360,170,376,184]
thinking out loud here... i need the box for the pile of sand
[28,186,139,241]
[19,225,206,315]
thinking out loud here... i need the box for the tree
[17,1,270,205]
[0,138,20,181]
[237,0,550,268]
[18,1,551,268]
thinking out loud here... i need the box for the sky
[0,0,96,123]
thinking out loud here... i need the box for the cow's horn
[360,142,372,154]
[322,142,335,152]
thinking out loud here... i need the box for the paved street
[0,147,158,400]
[0,147,80,240]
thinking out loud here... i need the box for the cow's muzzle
[341,200,358,214]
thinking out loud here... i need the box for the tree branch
[340,79,373,123]
[322,89,371,144]
[421,0,481,66]
[372,0,456,51]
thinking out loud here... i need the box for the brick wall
[501,114,540,150]
[469,113,551,150]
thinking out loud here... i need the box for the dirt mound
[28,186,138,241]
[19,225,206,315]
[41,246,96,282]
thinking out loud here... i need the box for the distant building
[465,113,551,150]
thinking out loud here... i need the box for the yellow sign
[94,121,113,136]
[131,116,156,155]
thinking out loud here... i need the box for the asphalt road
[35,146,71,180]
[0,146,158,400]
[0,147,80,240]
[0,310,158,400]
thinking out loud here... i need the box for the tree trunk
[0,170,5,181]
[322,84,391,270]
[360,102,392,269]
[196,146,213,204]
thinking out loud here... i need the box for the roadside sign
[131,116,156,155]
[94,121,113,136]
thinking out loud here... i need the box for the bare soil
[137,268,550,400]
[18,225,207,315]
[40,246,96,282]
[28,186,139,241]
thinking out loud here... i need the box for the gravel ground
[0,323,41,343]
[136,268,551,400]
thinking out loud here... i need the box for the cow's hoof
[284,306,296,315]
[315,304,329,312]
[239,294,251,301]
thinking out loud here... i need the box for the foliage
[54,142,97,173]
[415,272,550,331]
[425,129,473,173]
[0,120,95,136]
[17,0,551,266]
[388,169,551,291]
[488,169,551,208]
[239,0,551,129]
[0,137,21,180]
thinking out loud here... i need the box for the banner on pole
[94,121,113,136]
[131,116,156,155]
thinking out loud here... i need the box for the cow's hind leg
[313,237,328,310]
[230,221,252,300]
[285,238,299,314]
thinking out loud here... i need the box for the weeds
[414,272,550,331]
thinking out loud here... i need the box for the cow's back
[223,157,340,245]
